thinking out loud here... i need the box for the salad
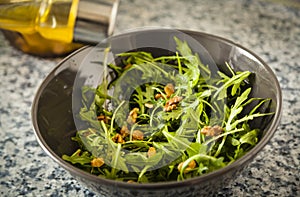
[62,37,273,183]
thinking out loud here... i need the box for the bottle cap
[73,0,120,44]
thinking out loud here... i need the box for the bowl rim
[31,28,282,190]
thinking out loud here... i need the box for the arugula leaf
[62,149,92,165]
[174,36,200,88]
[215,70,251,100]
[162,128,193,151]
[225,88,251,131]
[239,129,258,146]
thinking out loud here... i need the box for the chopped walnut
[200,125,223,137]
[164,83,175,98]
[132,130,144,140]
[147,147,156,158]
[155,93,163,100]
[166,96,183,106]
[163,105,171,112]
[91,158,105,168]
[97,115,111,124]
[112,133,125,143]
[164,103,177,112]
[163,96,183,112]
[120,125,129,138]
[127,108,139,124]
[188,160,196,169]
[178,160,197,173]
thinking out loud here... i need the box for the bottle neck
[73,0,119,45]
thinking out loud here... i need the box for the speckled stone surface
[0,0,299,196]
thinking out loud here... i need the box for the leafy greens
[62,37,273,183]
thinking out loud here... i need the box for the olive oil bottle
[0,0,119,57]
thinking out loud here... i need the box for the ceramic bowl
[32,29,282,197]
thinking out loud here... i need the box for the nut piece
[178,160,197,173]
[166,96,183,106]
[132,130,144,141]
[91,158,105,168]
[164,96,183,112]
[147,147,156,158]
[163,103,177,112]
[200,125,223,137]
[188,160,196,169]
[163,105,172,112]
[155,93,163,100]
[127,108,139,124]
[97,115,111,124]
[112,133,125,143]
[120,125,129,138]
[164,83,175,98]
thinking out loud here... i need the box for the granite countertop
[0,0,299,196]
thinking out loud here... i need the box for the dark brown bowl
[32,29,282,197]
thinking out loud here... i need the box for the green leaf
[117,51,154,65]
[226,88,252,131]
[162,108,183,121]
[110,143,128,177]
[79,106,100,129]
[234,88,252,108]
[186,142,207,157]
[214,71,251,100]
[179,154,225,178]
[234,146,245,160]
[174,37,201,88]
[162,129,192,151]
[62,150,92,165]
[230,112,274,130]
[239,129,258,146]
[231,137,241,146]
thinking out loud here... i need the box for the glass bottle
[0,0,119,57]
